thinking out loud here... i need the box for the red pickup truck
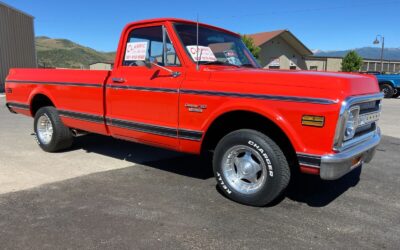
[5,18,383,206]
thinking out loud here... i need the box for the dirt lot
[0,96,399,249]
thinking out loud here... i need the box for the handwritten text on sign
[125,42,148,61]
[186,46,217,62]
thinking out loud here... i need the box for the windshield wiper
[201,61,240,68]
[240,63,257,68]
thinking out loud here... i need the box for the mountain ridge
[313,47,400,60]
[35,36,115,68]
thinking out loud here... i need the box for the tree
[341,51,363,72]
[241,35,261,59]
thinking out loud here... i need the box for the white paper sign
[125,42,148,61]
[186,46,217,62]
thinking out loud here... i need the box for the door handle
[112,77,125,83]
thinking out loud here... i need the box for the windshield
[174,23,260,68]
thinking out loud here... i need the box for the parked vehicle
[4,18,383,206]
[376,74,400,98]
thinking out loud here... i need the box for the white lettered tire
[213,129,290,206]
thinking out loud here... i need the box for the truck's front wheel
[34,107,73,152]
[213,129,290,206]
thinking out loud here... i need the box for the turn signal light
[302,115,325,127]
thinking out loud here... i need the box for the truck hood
[207,68,379,97]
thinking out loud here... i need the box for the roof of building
[248,30,313,56]
[0,1,34,18]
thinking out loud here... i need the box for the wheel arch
[379,80,395,87]
[201,109,301,169]
[29,91,57,117]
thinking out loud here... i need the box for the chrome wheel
[37,114,53,145]
[222,145,267,194]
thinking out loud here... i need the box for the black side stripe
[6,80,102,88]
[107,84,177,93]
[179,129,203,141]
[6,102,30,110]
[59,111,203,141]
[58,110,104,124]
[181,89,337,105]
[297,154,321,167]
[107,118,178,138]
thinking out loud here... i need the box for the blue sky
[3,0,400,52]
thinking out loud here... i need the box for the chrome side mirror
[144,57,156,69]
[144,57,181,78]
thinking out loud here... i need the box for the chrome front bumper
[320,128,381,180]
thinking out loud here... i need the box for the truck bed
[5,68,111,135]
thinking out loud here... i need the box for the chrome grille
[358,100,381,114]
[333,93,383,152]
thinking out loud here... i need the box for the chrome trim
[297,127,381,180]
[106,117,203,141]
[6,80,102,88]
[107,85,178,93]
[180,89,338,105]
[333,93,383,151]
[340,130,376,151]
[321,127,381,180]
[297,153,322,167]
[6,102,30,111]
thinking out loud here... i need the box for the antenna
[196,13,199,71]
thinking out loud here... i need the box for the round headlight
[344,106,360,141]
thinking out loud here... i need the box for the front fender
[201,98,306,152]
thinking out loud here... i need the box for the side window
[123,26,180,67]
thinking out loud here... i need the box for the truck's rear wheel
[380,84,394,98]
[213,129,290,206]
[34,107,73,152]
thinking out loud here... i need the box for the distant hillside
[314,47,400,60]
[36,36,115,69]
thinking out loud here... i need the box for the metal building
[0,2,36,92]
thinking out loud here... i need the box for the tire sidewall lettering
[216,172,232,194]
[248,140,274,177]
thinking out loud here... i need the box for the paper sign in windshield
[125,42,148,61]
[187,46,217,62]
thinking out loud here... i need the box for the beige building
[89,62,113,70]
[305,56,400,73]
[0,2,36,92]
[305,56,343,71]
[249,30,312,70]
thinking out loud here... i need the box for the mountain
[35,36,115,69]
[314,47,400,60]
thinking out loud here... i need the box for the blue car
[376,74,400,98]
